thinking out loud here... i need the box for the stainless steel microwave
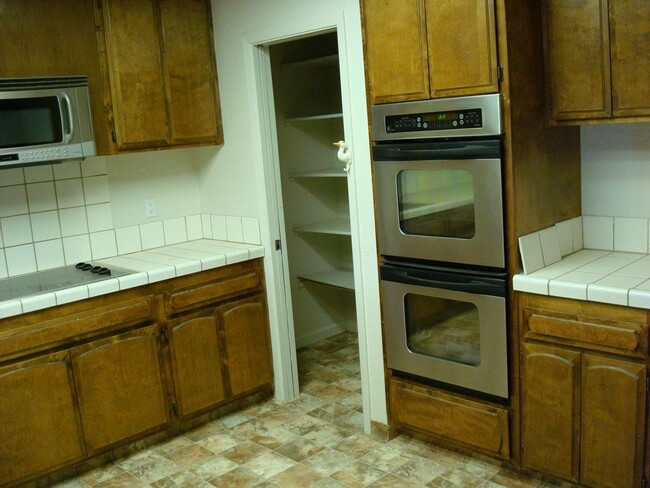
[0,76,96,169]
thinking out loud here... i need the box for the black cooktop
[0,262,133,302]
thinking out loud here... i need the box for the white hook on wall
[333,140,352,173]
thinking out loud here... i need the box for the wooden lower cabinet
[168,311,226,417]
[519,293,648,488]
[218,295,273,397]
[0,260,272,486]
[0,351,85,486]
[389,377,510,460]
[71,324,169,455]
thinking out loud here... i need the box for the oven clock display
[385,108,482,133]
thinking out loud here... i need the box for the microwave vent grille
[0,76,88,91]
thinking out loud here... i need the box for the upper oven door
[373,143,505,268]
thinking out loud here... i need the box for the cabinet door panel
[71,325,169,454]
[169,314,226,417]
[609,0,650,117]
[544,0,611,120]
[581,354,646,488]
[425,0,498,98]
[101,0,168,149]
[218,295,272,397]
[0,351,85,486]
[520,343,580,482]
[363,0,430,103]
[160,0,221,145]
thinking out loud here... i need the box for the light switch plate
[144,197,157,218]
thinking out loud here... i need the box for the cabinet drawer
[527,314,641,352]
[390,378,509,459]
[164,265,262,315]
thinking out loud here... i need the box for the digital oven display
[385,108,482,133]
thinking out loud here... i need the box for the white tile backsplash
[163,217,188,245]
[59,207,89,237]
[583,216,614,250]
[56,179,85,208]
[24,165,53,183]
[53,161,82,180]
[555,220,573,257]
[211,215,227,240]
[26,182,57,212]
[0,185,29,217]
[186,215,203,241]
[242,217,261,245]
[614,217,648,253]
[34,239,65,270]
[140,221,165,250]
[6,244,37,276]
[202,214,213,238]
[539,227,562,266]
[0,250,6,279]
[86,203,114,233]
[571,216,583,251]
[2,215,33,247]
[31,211,62,242]
[116,226,142,255]
[0,168,25,187]
[90,230,117,259]
[83,176,110,205]
[62,235,92,264]
[226,216,244,242]
[518,232,544,274]
[81,157,108,177]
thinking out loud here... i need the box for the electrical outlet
[144,197,157,218]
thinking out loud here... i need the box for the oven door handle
[382,267,506,297]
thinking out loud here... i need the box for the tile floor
[50,332,565,488]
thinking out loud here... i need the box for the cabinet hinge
[97,0,102,9]
[497,64,504,83]
[111,130,117,144]
[161,327,169,344]
[171,402,178,417]
[275,239,281,251]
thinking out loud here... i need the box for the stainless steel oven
[381,260,508,398]
[372,94,504,269]
[373,94,508,399]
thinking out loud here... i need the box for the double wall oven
[373,94,508,399]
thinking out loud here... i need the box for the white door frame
[242,11,375,431]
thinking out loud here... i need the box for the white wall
[582,123,650,217]
[205,0,386,427]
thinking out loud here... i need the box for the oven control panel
[385,108,482,133]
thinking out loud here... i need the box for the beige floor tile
[275,437,325,462]
[303,423,354,448]
[334,433,383,459]
[241,450,296,479]
[358,444,413,473]
[489,468,541,487]
[249,427,299,450]
[427,466,484,487]
[196,431,243,454]
[163,444,215,469]
[368,473,424,487]
[453,457,502,480]
[186,454,238,480]
[270,463,325,487]
[78,463,126,486]
[218,440,270,464]
[92,472,150,488]
[330,460,386,488]
[208,466,262,488]
[311,384,353,402]
[302,448,354,476]
[149,469,213,488]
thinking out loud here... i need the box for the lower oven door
[373,148,505,269]
[381,263,508,398]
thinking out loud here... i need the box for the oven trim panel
[381,278,508,399]
[374,157,505,269]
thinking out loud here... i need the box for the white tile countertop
[0,239,264,319]
[514,249,650,309]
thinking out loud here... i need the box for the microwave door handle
[60,93,75,143]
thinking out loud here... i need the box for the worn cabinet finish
[544,0,610,120]
[520,343,580,481]
[218,295,273,397]
[544,0,650,123]
[425,0,498,98]
[362,0,498,104]
[362,0,429,103]
[168,312,226,417]
[580,354,646,488]
[609,0,650,117]
[519,293,648,488]
[71,324,169,454]
[0,351,85,487]
[96,0,222,152]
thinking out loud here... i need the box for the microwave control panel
[385,108,482,133]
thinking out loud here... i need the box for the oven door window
[397,169,475,239]
[404,293,480,367]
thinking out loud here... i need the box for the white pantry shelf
[294,218,351,236]
[290,167,347,178]
[298,269,355,291]
[285,113,343,125]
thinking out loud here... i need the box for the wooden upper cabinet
[363,0,429,103]
[425,0,498,98]
[608,0,650,117]
[160,0,222,145]
[71,325,169,455]
[100,0,168,150]
[168,313,226,417]
[362,0,498,104]
[0,351,85,486]
[580,354,646,488]
[544,0,650,123]
[544,0,611,120]
[96,0,223,152]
